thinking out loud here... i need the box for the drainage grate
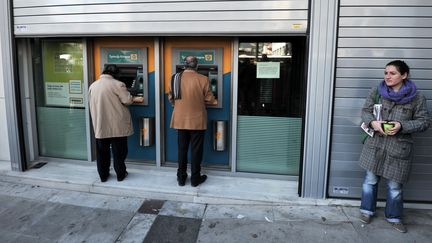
[32,162,47,169]
[137,199,166,214]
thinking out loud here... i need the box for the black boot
[191,175,207,187]
[177,174,187,186]
[117,171,128,181]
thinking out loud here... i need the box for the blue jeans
[360,171,403,223]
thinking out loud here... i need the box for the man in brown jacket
[168,56,217,187]
[89,64,143,182]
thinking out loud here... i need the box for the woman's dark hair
[386,60,410,76]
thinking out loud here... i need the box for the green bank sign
[107,49,140,63]
[179,50,215,65]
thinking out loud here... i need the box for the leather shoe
[359,213,371,224]
[177,175,187,186]
[389,221,407,233]
[117,171,128,181]
[191,175,207,187]
[100,175,109,182]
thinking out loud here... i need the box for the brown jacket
[89,74,134,139]
[168,69,216,130]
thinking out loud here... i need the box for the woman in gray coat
[358,60,430,233]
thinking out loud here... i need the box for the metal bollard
[213,120,226,151]
[140,117,154,147]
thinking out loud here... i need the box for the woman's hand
[386,121,401,136]
[371,120,386,135]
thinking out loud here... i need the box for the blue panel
[164,72,231,166]
[127,71,156,161]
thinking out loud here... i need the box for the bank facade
[1,0,431,201]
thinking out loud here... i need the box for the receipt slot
[213,120,227,151]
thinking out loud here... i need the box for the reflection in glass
[238,40,304,117]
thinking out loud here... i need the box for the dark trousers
[96,137,128,180]
[177,130,205,182]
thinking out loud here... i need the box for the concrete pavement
[0,161,432,242]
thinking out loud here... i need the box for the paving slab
[403,208,432,226]
[198,176,299,203]
[143,215,202,243]
[0,231,51,243]
[351,217,432,243]
[0,194,134,242]
[159,200,207,219]
[0,196,50,234]
[343,206,432,242]
[0,180,60,201]
[272,205,349,222]
[197,218,361,243]
[117,213,157,243]
[48,190,143,212]
[204,204,274,221]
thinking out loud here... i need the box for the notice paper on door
[256,62,280,79]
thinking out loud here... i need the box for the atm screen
[104,64,143,95]
[117,65,139,87]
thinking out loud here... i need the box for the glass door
[31,39,88,160]
[236,37,306,175]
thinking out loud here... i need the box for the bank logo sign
[180,50,215,65]
[107,49,140,63]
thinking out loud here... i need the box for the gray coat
[359,87,430,184]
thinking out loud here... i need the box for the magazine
[360,122,374,138]
[360,103,382,138]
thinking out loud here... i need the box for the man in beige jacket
[89,64,143,182]
[168,56,217,187]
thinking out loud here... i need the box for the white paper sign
[45,81,84,107]
[256,62,280,79]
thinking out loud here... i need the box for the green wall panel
[237,115,302,175]
[37,107,87,160]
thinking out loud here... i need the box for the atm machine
[100,48,148,105]
[172,49,223,107]
[165,48,229,166]
[100,47,155,161]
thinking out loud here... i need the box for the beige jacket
[89,74,134,139]
[168,69,216,130]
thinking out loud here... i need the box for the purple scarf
[378,79,417,105]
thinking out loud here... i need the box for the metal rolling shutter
[329,0,432,201]
[13,0,309,36]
